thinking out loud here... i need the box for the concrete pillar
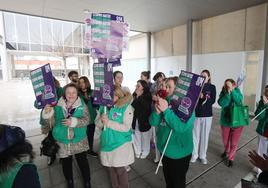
[0,11,9,81]
[262,4,268,90]
[186,19,193,72]
[147,32,151,72]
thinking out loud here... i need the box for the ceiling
[0,0,266,32]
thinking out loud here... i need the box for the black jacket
[195,83,216,117]
[131,93,152,132]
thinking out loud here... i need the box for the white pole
[103,106,107,130]
[155,129,173,174]
[251,107,267,122]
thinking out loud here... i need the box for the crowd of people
[0,69,268,188]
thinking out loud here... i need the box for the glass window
[15,14,29,43]
[73,23,81,47]
[29,16,41,44]
[62,21,73,47]
[53,20,63,47]
[3,12,16,43]
[41,18,53,46]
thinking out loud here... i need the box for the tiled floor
[0,80,259,188]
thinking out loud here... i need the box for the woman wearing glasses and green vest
[95,85,134,188]
[42,83,91,188]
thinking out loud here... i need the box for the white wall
[113,58,148,93]
[151,51,264,109]
[151,56,186,78]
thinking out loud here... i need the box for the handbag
[40,131,59,157]
[231,104,249,128]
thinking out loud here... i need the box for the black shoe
[88,150,98,158]
[67,180,74,188]
[221,152,228,159]
[226,160,233,167]
[47,156,56,166]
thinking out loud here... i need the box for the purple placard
[30,64,57,108]
[109,58,121,67]
[170,71,205,122]
[90,13,125,59]
[92,59,114,106]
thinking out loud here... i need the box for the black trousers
[61,152,91,184]
[162,154,191,188]
[87,123,96,150]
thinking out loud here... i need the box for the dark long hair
[201,69,211,83]
[78,76,92,93]
[113,71,123,79]
[141,71,150,80]
[0,141,34,173]
[153,72,165,82]
[222,78,236,92]
[137,79,150,95]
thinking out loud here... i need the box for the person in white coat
[191,70,216,164]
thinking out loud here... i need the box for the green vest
[99,104,132,152]
[0,162,34,188]
[52,99,87,144]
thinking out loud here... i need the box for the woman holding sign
[95,85,134,188]
[218,79,245,167]
[42,83,91,188]
[191,70,216,164]
[149,77,195,188]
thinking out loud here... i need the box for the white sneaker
[136,153,141,158]
[154,158,160,163]
[140,154,148,159]
[190,157,197,163]
[125,165,131,172]
[200,158,207,164]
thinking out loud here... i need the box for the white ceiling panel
[0,0,266,32]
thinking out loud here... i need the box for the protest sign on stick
[30,64,57,108]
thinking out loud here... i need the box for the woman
[140,71,152,87]
[0,124,41,188]
[218,79,244,167]
[95,85,134,188]
[149,77,195,188]
[191,70,216,164]
[79,76,98,157]
[151,72,165,94]
[113,71,130,93]
[152,78,167,163]
[254,85,268,175]
[132,80,152,159]
[42,83,91,188]
[38,76,63,166]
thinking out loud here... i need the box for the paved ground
[0,80,259,188]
